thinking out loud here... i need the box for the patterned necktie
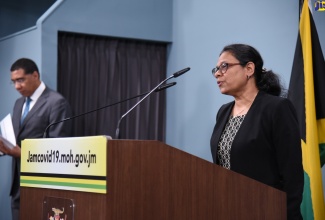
[21,97,31,124]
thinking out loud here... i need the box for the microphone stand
[115,67,190,139]
[43,82,176,138]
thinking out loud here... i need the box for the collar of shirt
[28,81,46,111]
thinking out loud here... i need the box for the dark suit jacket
[210,91,303,220]
[10,86,72,209]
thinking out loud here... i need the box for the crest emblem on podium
[43,197,74,220]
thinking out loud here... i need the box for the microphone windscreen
[173,67,190,78]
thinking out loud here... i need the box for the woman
[210,44,303,220]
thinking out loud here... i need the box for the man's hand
[0,140,21,158]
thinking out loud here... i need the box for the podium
[20,138,286,219]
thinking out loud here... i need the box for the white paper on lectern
[0,114,16,155]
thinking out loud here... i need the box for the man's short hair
[10,58,39,75]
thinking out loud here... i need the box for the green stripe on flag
[301,171,314,220]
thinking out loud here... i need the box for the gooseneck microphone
[115,67,190,139]
[172,67,191,78]
[42,82,177,138]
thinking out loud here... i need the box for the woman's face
[214,51,249,96]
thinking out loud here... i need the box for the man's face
[11,68,40,97]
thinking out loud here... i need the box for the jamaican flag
[288,0,325,219]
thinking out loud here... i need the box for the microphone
[115,67,190,139]
[155,82,176,92]
[173,67,191,78]
[42,82,177,138]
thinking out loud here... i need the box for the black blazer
[210,91,303,220]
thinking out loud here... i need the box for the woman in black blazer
[210,44,303,220]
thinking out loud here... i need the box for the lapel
[13,97,25,138]
[213,101,234,147]
[214,91,264,149]
[230,91,264,146]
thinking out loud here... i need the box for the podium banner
[20,136,107,194]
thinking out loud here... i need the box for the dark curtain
[57,32,167,141]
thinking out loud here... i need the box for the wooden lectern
[20,139,286,219]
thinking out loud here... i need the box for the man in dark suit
[0,58,72,220]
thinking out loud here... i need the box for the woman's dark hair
[220,44,284,96]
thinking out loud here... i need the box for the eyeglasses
[11,78,26,85]
[212,62,242,76]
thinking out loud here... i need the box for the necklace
[233,108,246,116]
[232,102,252,117]
[233,93,257,117]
